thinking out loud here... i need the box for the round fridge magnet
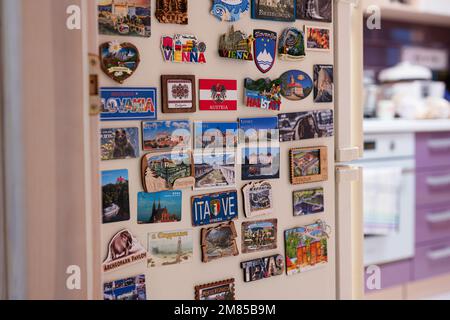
[279,70,313,101]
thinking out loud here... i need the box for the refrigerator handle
[336,165,364,300]
[335,0,364,162]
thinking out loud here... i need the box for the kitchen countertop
[364,119,450,134]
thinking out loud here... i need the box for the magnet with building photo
[195,279,236,300]
[194,152,236,190]
[278,27,306,61]
[100,87,157,121]
[278,110,334,142]
[98,0,151,37]
[155,0,188,24]
[102,169,130,224]
[314,64,334,103]
[305,25,331,51]
[141,151,195,192]
[241,254,284,282]
[279,70,313,101]
[251,0,296,22]
[102,229,147,273]
[201,221,239,263]
[99,41,140,84]
[241,219,278,254]
[293,188,324,216]
[211,0,249,22]
[103,274,147,301]
[161,75,197,113]
[147,229,193,268]
[296,0,332,22]
[285,221,329,275]
[290,146,328,185]
[191,190,238,227]
[142,120,191,152]
[137,190,182,224]
[242,147,280,181]
[244,78,282,111]
[239,117,279,144]
[218,26,254,61]
[242,181,274,218]
[194,122,238,150]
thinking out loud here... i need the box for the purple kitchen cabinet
[416,203,450,245]
[413,238,450,281]
[416,132,450,170]
[416,169,450,207]
[364,260,412,292]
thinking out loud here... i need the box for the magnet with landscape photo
[201,221,239,263]
[194,122,239,150]
[251,0,296,22]
[99,41,140,84]
[305,26,331,51]
[244,77,282,111]
[161,75,196,113]
[98,0,151,37]
[241,254,284,282]
[241,219,278,254]
[142,120,191,152]
[137,190,182,224]
[195,279,236,300]
[285,221,329,275]
[242,181,274,218]
[102,169,130,224]
[191,190,238,227]
[101,127,139,161]
[296,0,332,22]
[147,229,193,268]
[239,117,279,144]
[141,151,194,193]
[314,64,334,103]
[103,275,147,301]
[242,147,280,181]
[293,188,324,216]
[289,147,328,185]
[194,152,236,190]
[278,110,334,142]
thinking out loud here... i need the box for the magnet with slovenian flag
[199,79,238,111]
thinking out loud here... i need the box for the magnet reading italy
[192,191,238,227]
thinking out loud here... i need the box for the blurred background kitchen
[360,0,450,300]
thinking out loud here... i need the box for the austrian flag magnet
[199,79,238,111]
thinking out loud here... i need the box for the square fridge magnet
[293,187,324,216]
[102,169,130,224]
[161,75,196,114]
[242,147,280,181]
[289,146,328,185]
[201,221,239,263]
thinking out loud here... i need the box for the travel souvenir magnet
[253,30,277,73]
[278,27,306,61]
[218,26,254,61]
[142,120,191,152]
[199,79,238,111]
[296,0,332,22]
[193,152,236,190]
[195,279,235,300]
[137,191,182,224]
[147,229,193,268]
[289,146,328,185]
[102,169,131,224]
[98,0,151,37]
[155,0,188,24]
[194,121,238,150]
[244,78,282,111]
[100,87,157,121]
[239,117,279,144]
[241,254,284,282]
[101,127,139,161]
[99,41,140,84]
[161,75,196,113]
[293,188,324,216]
[242,147,280,181]
[211,0,249,22]
[191,190,238,227]
[242,181,274,218]
[314,65,334,103]
[251,0,296,22]
[161,34,206,64]
[201,221,239,263]
[305,26,331,51]
[279,70,313,101]
[102,229,146,273]
[285,220,330,275]
[278,110,334,142]
[141,151,195,192]
[241,219,277,254]
[103,275,147,301]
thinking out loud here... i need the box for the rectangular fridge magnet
[201,221,239,263]
[101,127,139,161]
[195,279,235,300]
[147,229,193,268]
[191,190,238,227]
[289,146,328,185]
[161,75,196,113]
[103,275,147,300]
[102,169,130,224]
